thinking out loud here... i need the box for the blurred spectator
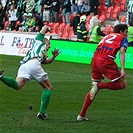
[8,0,18,9]
[89,20,106,43]
[127,21,133,47]
[70,0,76,14]
[80,0,90,16]
[0,3,5,30]
[34,0,42,14]
[8,4,18,31]
[76,0,83,14]
[26,12,35,31]
[114,15,121,26]
[25,0,36,13]
[90,0,99,15]
[61,0,71,24]
[50,0,61,22]
[37,1,43,21]
[16,12,28,31]
[30,14,44,32]
[17,0,26,22]
[89,12,99,35]
[106,0,111,7]
[70,11,80,35]
[127,0,133,25]
[77,15,88,41]
[42,0,52,22]
[0,0,8,11]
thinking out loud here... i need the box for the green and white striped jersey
[20,32,47,65]
[128,0,133,13]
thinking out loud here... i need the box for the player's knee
[119,80,127,89]
[15,86,22,91]
[47,85,52,90]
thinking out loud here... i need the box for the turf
[0,54,133,133]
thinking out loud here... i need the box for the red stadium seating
[69,14,74,21]
[99,15,105,23]
[110,11,117,20]
[105,11,110,19]
[120,2,125,11]
[48,22,54,28]
[50,22,59,34]
[103,25,114,35]
[16,21,20,26]
[60,28,69,39]
[4,21,9,29]
[99,0,106,3]
[120,15,126,23]
[68,28,74,40]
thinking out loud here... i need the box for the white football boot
[77,115,88,121]
[90,82,98,100]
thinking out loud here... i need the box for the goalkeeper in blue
[0,25,61,120]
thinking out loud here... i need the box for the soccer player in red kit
[77,24,128,121]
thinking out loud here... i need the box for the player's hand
[52,48,61,57]
[120,69,126,79]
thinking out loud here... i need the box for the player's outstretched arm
[119,47,126,78]
[40,25,50,35]
[42,48,61,64]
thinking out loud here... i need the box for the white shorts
[16,59,48,83]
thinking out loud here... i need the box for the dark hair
[113,24,128,33]
[129,21,133,26]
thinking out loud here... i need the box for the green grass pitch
[0,54,133,133]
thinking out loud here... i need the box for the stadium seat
[86,15,91,23]
[4,21,9,29]
[120,15,126,23]
[105,10,110,19]
[85,22,89,31]
[55,23,65,35]
[64,24,71,31]
[120,2,125,11]
[103,25,114,35]
[99,15,105,23]
[112,2,119,9]
[99,0,106,3]
[98,11,104,17]
[68,28,74,40]
[100,3,106,12]
[48,22,54,28]
[59,14,63,23]
[114,6,120,14]
[50,22,59,34]
[60,28,69,39]
[108,6,114,12]
[110,11,117,20]
[16,21,20,26]
[69,14,74,21]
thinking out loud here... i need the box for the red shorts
[90,56,121,82]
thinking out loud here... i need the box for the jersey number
[99,34,117,44]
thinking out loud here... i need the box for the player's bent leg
[117,78,127,89]
[16,77,26,91]
[0,72,18,90]
[107,80,126,90]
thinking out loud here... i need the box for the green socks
[1,76,18,89]
[39,89,52,114]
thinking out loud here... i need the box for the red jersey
[93,33,128,59]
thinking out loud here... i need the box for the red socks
[79,92,93,117]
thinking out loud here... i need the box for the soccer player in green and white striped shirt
[127,0,133,24]
[0,25,61,120]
